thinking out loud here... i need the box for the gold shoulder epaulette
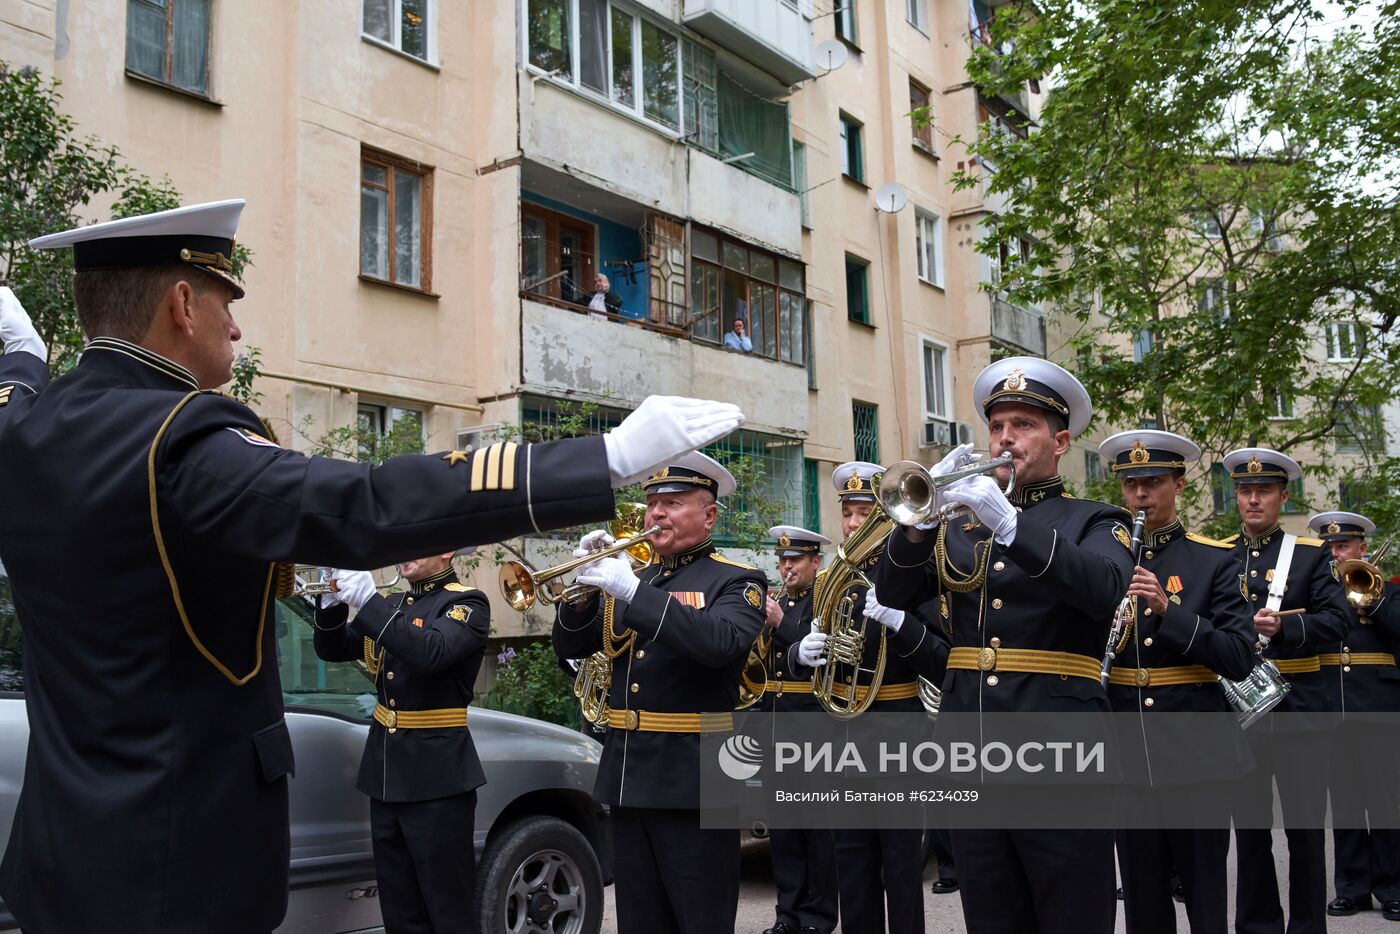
[1186,532,1233,550]
[1297,536,1325,547]
[710,552,757,570]
[1222,533,1240,543]
[444,582,476,592]
[1061,491,1077,499]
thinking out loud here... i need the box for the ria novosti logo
[717,733,763,781]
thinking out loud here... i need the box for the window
[521,202,597,304]
[361,149,433,291]
[689,227,806,364]
[906,0,928,32]
[921,339,949,418]
[839,112,864,183]
[990,236,1031,287]
[915,210,942,286]
[1196,212,1223,238]
[793,141,811,228]
[834,2,858,45]
[356,403,425,462]
[362,0,434,62]
[525,0,683,133]
[1085,449,1106,484]
[1269,388,1294,420]
[1328,321,1365,361]
[1196,278,1228,317]
[1336,400,1384,455]
[1210,463,1229,515]
[803,458,821,536]
[909,80,933,152]
[126,0,211,96]
[1250,208,1282,250]
[852,401,879,463]
[704,428,805,542]
[1281,476,1306,515]
[1132,328,1153,362]
[845,254,870,324]
[682,39,719,153]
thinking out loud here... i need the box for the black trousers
[769,827,839,932]
[1233,731,1329,934]
[1331,719,1400,902]
[835,827,925,934]
[927,827,956,881]
[950,827,1115,934]
[370,791,477,934]
[1118,781,1233,934]
[611,806,739,934]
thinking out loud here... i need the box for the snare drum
[1219,658,1291,729]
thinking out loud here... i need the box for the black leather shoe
[763,924,797,934]
[931,877,958,894]
[1329,896,1373,916]
[1383,900,1400,921]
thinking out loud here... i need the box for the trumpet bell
[1338,557,1386,610]
[879,461,937,526]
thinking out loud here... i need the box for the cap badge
[1246,456,1263,474]
[1327,522,1341,535]
[1003,367,1027,392]
[1128,441,1150,465]
[656,466,670,479]
[779,533,792,548]
[845,473,864,491]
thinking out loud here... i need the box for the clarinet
[1100,509,1148,687]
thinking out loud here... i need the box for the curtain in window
[578,0,608,95]
[718,72,792,189]
[363,0,393,42]
[126,0,166,80]
[171,0,209,93]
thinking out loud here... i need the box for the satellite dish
[815,39,849,74]
[873,183,908,214]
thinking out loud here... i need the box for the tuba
[811,484,896,719]
[1337,537,1393,611]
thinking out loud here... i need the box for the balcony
[991,295,1046,356]
[683,0,816,85]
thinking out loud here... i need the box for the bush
[478,641,581,730]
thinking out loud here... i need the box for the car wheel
[476,815,603,934]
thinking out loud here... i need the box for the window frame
[919,336,951,420]
[125,0,214,99]
[689,226,807,366]
[839,111,865,183]
[361,0,438,65]
[909,78,934,153]
[359,147,435,294]
[522,0,685,138]
[1327,320,1364,362]
[834,1,859,47]
[852,400,880,464]
[914,209,943,287]
[519,201,599,306]
[905,0,929,33]
[356,401,426,461]
[845,253,871,325]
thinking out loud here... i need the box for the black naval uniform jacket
[553,539,767,809]
[1224,524,1351,728]
[874,476,1135,717]
[766,583,822,713]
[1332,581,1400,716]
[313,568,490,801]
[1107,521,1256,785]
[786,557,947,714]
[0,339,614,934]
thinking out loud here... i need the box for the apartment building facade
[1,0,1050,635]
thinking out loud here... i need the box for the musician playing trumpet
[1221,448,1350,934]
[552,452,766,934]
[761,525,838,934]
[1096,430,1254,934]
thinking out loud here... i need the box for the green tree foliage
[478,641,582,729]
[0,62,251,373]
[962,1,1400,522]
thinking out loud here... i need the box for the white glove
[797,622,828,668]
[942,474,1018,545]
[864,588,904,633]
[572,529,616,558]
[913,443,981,531]
[573,554,640,603]
[326,569,376,611]
[602,396,744,487]
[0,287,45,360]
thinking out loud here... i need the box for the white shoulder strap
[1267,533,1297,613]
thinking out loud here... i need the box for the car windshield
[276,596,377,720]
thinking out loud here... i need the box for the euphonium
[1337,537,1393,611]
[811,485,896,720]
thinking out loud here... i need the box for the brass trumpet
[282,565,402,598]
[877,452,1016,527]
[1338,537,1393,611]
[498,525,661,611]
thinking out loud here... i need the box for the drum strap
[1263,533,1297,647]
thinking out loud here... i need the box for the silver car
[0,563,609,933]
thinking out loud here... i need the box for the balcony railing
[991,295,1046,356]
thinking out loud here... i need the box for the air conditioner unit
[953,420,975,446]
[921,418,953,448]
[455,422,502,453]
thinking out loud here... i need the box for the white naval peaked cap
[973,355,1093,438]
[768,525,832,556]
[29,199,247,298]
[641,450,737,499]
[1307,511,1376,541]
[832,461,883,502]
[1222,447,1302,483]
[1098,429,1202,477]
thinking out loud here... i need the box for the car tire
[476,814,604,934]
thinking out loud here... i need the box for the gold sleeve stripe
[470,444,489,492]
[485,442,503,490]
[499,442,518,491]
